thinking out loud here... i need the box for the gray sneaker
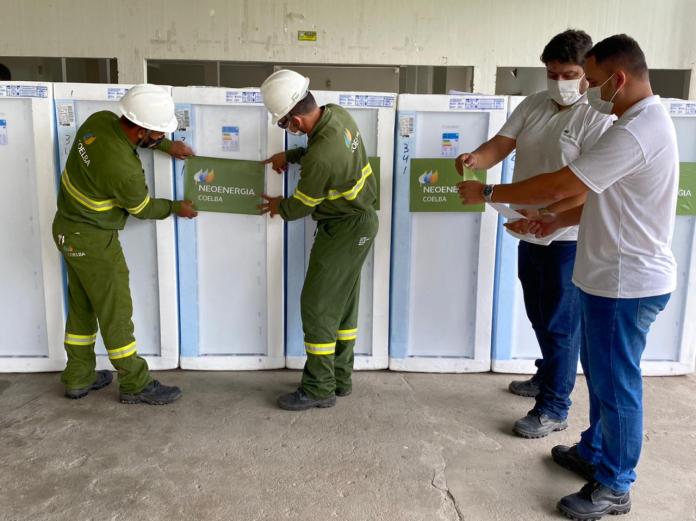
[513,411,568,439]
[119,380,182,405]
[508,378,540,397]
[65,370,113,399]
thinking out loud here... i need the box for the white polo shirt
[498,91,614,244]
[568,95,678,299]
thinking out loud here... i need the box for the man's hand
[528,214,562,238]
[505,219,532,235]
[174,200,198,219]
[169,141,194,160]
[262,152,288,174]
[455,152,479,175]
[457,180,485,205]
[258,194,282,217]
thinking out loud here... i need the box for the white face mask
[286,128,305,137]
[547,76,584,106]
[587,73,620,115]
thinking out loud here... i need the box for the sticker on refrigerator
[222,126,240,152]
[441,131,460,157]
[409,158,486,213]
[176,108,191,132]
[56,102,76,127]
[399,115,415,137]
[0,119,7,145]
[107,87,128,100]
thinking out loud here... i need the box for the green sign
[369,156,380,211]
[184,156,264,215]
[409,158,486,212]
[677,162,696,216]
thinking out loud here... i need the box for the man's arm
[113,173,196,220]
[528,205,585,238]
[455,135,516,173]
[458,166,589,206]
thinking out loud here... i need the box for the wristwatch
[482,184,495,203]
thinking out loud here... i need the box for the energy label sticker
[0,119,7,145]
[222,126,240,152]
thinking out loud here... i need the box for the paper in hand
[489,202,526,220]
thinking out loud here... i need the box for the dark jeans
[518,241,580,420]
[577,290,670,493]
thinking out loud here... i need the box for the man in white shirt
[456,30,613,440]
[459,34,678,520]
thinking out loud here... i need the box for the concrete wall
[1,0,695,97]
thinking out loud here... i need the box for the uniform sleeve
[279,157,330,221]
[112,172,174,220]
[155,137,173,155]
[568,127,646,194]
[285,146,307,164]
[498,96,532,139]
[580,114,615,152]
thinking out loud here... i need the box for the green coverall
[53,111,179,393]
[281,104,379,398]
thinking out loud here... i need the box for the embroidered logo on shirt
[83,132,97,145]
[344,128,361,153]
[358,236,370,247]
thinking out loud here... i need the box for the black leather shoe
[277,388,336,411]
[558,481,631,520]
[513,411,567,438]
[65,370,113,399]
[335,388,352,397]
[508,377,540,397]
[552,444,597,482]
[119,380,182,405]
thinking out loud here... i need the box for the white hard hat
[119,84,177,133]
[260,69,310,124]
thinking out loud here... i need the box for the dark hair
[586,34,649,78]
[541,29,593,65]
[0,63,11,81]
[288,91,317,117]
[119,115,142,129]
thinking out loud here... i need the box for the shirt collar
[619,95,661,121]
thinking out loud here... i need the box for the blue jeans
[518,241,581,420]
[576,291,670,493]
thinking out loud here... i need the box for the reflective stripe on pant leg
[107,341,137,360]
[336,328,358,341]
[65,332,98,346]
[305,341,336,356]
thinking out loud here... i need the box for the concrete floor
[1,370,695,521]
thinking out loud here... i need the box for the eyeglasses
[277,115,290,129]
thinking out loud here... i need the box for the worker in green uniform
[53,84,197,404]
[259,70,379,411]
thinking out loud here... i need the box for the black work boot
[277,388,336,411]
[65,370,113,399]
[513,411,567,438]
[119,380,182,405]
[508,377,540,397]
[552,444,597,482]
[335,387,352,397]
[558,481,631,520]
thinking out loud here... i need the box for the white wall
[1,0,695,97]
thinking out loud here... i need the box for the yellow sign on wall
[298,31,317,42]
